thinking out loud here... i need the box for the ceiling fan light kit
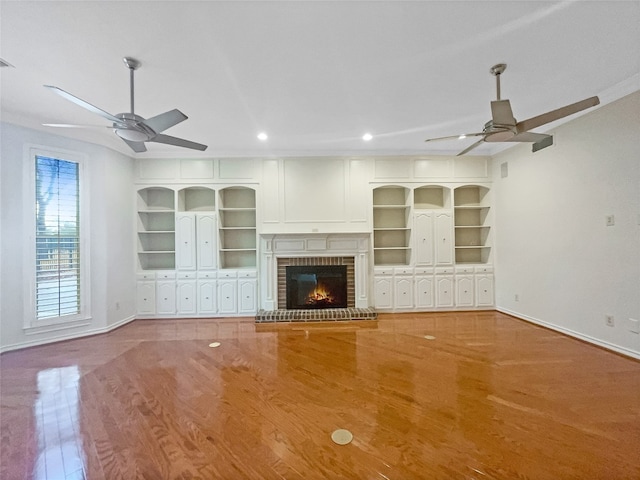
[44,57,208,153]
[425,63,600,155]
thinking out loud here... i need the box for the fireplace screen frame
[285,265,348,310]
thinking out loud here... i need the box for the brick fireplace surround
[256,234,377,322]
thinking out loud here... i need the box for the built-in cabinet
[372,183,494,311]
[136,185,257,317]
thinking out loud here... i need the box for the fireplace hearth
[286,265,347,309]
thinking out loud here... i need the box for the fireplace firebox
[285,265,348,309]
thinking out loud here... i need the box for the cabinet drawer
[218,270,238,279]
[238,270,257,278]
[475,266,494,273]
[393,267,413,276]
[156,271,176,280]
[435,267,454,275]
[414,267,434,276]
[177,272,197,280]
[137,272,156,281]
[197,272,217,279]
[455,266,474,274]
[374,267,394,276]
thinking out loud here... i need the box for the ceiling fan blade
[516,96,600,132]
[44,85,123,124]
[509,132,550,143]
[143,109,188,133]
[456,138,485,156]
[425,132,486,142]
[491,100,516,126]
[151,134,208,151]
[43,123,117,129]
[121,138,147,153]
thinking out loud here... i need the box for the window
[35,156,80,319]
[26,147,89,328]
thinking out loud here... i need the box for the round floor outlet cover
[424,335,436,340]
[208,342,221,348]
[331,429,353,445]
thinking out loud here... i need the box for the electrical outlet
[606,215,615,226]
[115,302,120,310]
[514,294,519,302]
[605,315,615,327]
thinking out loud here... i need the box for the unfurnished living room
[1,1,639,479]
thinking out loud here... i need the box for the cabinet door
[434,212,453,265]
[475,275,494,307]
[415,276,434,309]
[414,212,434,266]
[176,214,196,270]
[374,277,393,309]
[435,276,454,307]
[198,280,217,314]
[394,277,413,308]
[136,281,156,315]
[196,214,217,270]
[455,276,474,307]
[156,281,176,314]
[177,281,197,315]
[218,280,237,314]
[238,279,257,314]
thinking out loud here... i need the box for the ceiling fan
[44,57,207,153]
[425,63,600,155]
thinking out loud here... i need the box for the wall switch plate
[606,215,615,226]
[629,318,640,334]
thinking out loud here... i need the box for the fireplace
[286,265,347,309]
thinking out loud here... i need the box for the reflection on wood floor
[2,311,639,479]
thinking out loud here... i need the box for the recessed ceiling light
[362,133,373,141]
[257,132,268,141]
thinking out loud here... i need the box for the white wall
[0,123,136,352]
[492,91,640,358]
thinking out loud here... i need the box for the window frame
[23,145,91,330]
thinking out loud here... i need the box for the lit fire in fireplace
[306,285,336,306]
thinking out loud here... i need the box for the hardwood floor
[2,311,639,479]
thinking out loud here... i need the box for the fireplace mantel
[258,233,372,311]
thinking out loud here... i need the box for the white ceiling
[1,1,639,158]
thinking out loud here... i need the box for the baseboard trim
[0,315,136,354]
[497,307,640,361]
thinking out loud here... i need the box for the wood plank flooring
[1,311,639,479]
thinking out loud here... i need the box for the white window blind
[35,156,80,320]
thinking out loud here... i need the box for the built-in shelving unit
[414,185,447,209]
[178,186,215,212]
[137,187,176,270]
[219,187,257,268]
[453,185,491,264]
[373,186,411,265]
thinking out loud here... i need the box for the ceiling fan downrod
[123,57,140,114]
[490,63,506,101]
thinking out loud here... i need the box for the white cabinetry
[219,187,257,269]
[455,266,475,308]
[177,272,197,316]
[414,267,434,309]
[218,272,238,314]
[373,269,393,309]
[136,273,156,315]
[137,187,175,270]
[373,186,411,265]
[475,266,495,308]
[156,272,177,315]
[197,272,217,314]
[393,267,413,309]
[454,185,492,264]
[238,272,258,314]
[176,213,217,271]
[435,267,454,308]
